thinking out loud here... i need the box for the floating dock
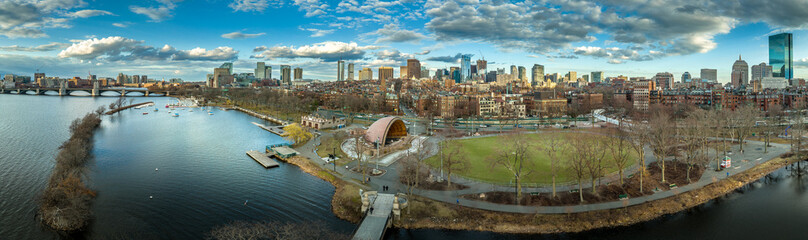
[246,150,279,168]
[252,122,287,136]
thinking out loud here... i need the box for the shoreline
[228,102,799,234]
[289,146,797,234]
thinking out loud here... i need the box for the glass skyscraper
[769,33,793,79]
[460,54,471,81]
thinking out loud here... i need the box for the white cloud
[58,36,238,61]
[228,0,283,12]
[294,0,328,17]
[0,1,86,38]
[129,0,181,22]
[221,31,266,39]
[0,42,70,52]
[112,22,129,28]
[66,9,114,18]
[299,27,334,37]
[254,41,381,61]
[370,24,426,43]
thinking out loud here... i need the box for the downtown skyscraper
[769,33,793,79]
[337,60,346,81]
[460,54,471,82]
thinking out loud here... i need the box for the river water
[1,94,807,239]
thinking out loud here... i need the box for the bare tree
[399,156,419,206]
[568,134,590,203]
[649,111,674,183]
[733,104,760,152]
[608,124,632,185]
[488,130,533,203]
[628,120,650,193]
[441,140,468,188]
[585,135,608,194]
[543,132,567,198]
[682,110,708,182]
[353,134,368,183]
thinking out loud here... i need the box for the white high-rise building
[337,60,345,81]
[700,69,717,82]
[347,63,354,81]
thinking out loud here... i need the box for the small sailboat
[154,108,158,112]
[172,113,179,117]
[142,112,149,115]
[208,111,214,115]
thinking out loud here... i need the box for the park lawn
[425,132,639,185]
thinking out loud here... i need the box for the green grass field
[425,132,639,185]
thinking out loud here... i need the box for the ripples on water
[3,94,808,240]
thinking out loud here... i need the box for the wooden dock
[234,106,290,125]
[246,150,279,168]
[252,122,287,136]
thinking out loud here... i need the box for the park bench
[669,183,678,189]
[618,194,629,200]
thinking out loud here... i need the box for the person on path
[456,198,459,205]
[370,207,374,214]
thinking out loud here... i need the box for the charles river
[1,94,808,239]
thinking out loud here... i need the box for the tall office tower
[407,59,421,79]
[347,63,354,81]
[476,59,487,74]
[255,62,266,80]
[435,68,444,80]
[566,71,577,82]
[700,69,717,82]
[486,71,497,83]
[532,64,545,86]
[133,75,141,84]
[497,68,505,75]
[449,66,459,81]
[653,72,674,89]
[591,71,603,83]
[280,65,291,85]
[219,62,233,74]
[359,68,372,80]
[293,67,303,80]
[731,55,749,88]
[265,66,272,80]
[682,72,692,83]
[510,65,517,77]
[769,32,793,79]
[378,67,393,91]
[518,66,527,82]
[212,68,229,88]
[452,68,461,83]
[460,54,471,81]
[400,66,408,79]
[337,60,345,81]
[551,73,561,82]
[751,63,773,81]
[420,66,429,79]
[470,65,477,75]
[117,73,125,85]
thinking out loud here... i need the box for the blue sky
[1,0,807,83]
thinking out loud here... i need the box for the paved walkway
[296,126,790,214]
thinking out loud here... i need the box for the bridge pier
[58,80,66,96]
[121,89,126,97]
[35,89,40,95]
[145,90,149,97]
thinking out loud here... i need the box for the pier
[352,193,399,240]
[234,106,290,126]
[105,102,154,115]
[246,150,279,168]
[252,122,287,136]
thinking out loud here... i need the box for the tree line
[39,107,105,231]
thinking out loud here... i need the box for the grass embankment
[39,109,104,231]
[398,156,798,234]
[285,156,364,223]
[317,134,353,166]
[424,132,638,185]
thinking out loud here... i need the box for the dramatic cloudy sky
[2,0,808,82]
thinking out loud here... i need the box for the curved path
[297,127,790,214]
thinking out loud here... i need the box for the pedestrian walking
[370,207,374,214]
[456,198,459,205]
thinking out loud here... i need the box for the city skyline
[1,0,808,82]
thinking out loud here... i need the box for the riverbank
[394,156,799,234]
[284,156,365,223]
[232,101,798,234]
